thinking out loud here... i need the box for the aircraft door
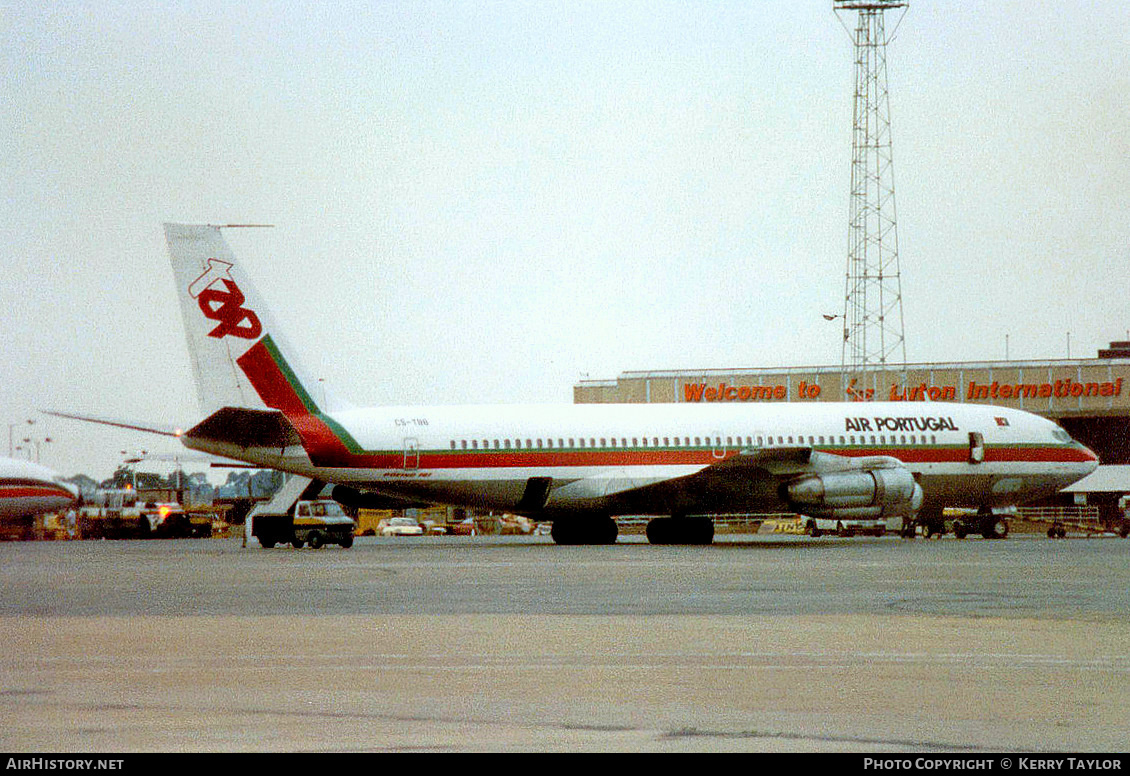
[711,430,727,460]
[968,432,985,465]
[403,437,420,469]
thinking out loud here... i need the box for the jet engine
[784,467,923,520]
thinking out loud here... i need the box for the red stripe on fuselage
[236,339,310,416]
[0,485,75,500]
[235,339,384,467]
[331,445,1089,471]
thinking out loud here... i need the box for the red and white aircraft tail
[164,223,331,417]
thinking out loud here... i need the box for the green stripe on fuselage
[261,335,369,454]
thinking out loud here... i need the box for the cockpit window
[1052,428,1073,444]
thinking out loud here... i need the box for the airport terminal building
[574,342,1130,474]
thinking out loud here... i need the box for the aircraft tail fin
[163,224,339,418]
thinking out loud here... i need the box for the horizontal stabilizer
[184,407,303,449]
[42,409,185,438]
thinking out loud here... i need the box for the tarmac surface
[2,531,1129,752]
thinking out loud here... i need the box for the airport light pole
[9,419,34,457]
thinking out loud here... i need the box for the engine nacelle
[784,467,923,519]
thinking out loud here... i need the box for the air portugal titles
[845,415,960,433]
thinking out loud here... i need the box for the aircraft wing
[604,447,908,516]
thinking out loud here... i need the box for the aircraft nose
[1082,444,1100,472]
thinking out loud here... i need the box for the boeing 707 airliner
[111,223,1095,545]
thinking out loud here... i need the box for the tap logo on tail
[189,258,262,340]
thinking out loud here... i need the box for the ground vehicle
[451,517,476,536]
[500,514,534,535]
[804,516,885,538]
[252,499,355,548]
[378,517,424,536]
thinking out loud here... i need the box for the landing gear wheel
[645,516,714,545]
[551,517,618,545]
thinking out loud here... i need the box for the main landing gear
[549,516,618,545]
[547,515,717,545]
[645,516,715,545]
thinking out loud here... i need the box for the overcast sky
[3,1,1127,480]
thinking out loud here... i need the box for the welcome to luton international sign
[679,377,1125,403]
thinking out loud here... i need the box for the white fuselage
[184,400,1098,518]
[0,457,79,520]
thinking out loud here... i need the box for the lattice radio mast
[835,0,909,396]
